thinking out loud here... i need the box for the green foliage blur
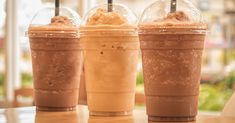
[21,73,33,87]
[0,73,4,96]
[136,72,144,85]
[199,72,235,111]
[0,73,33,96]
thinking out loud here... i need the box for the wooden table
[0,106,235,123]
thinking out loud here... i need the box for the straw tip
[55,0,60,16]
[107,0,113,12]
[170,0,177,13]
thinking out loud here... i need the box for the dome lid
[30,7,81,26]
[81,3,137,26]
[139,0,204,24]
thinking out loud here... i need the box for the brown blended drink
[80,4,139,116]
[138,0,207,122]
[28,7,82,111]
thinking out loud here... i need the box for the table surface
[0,106,235,123]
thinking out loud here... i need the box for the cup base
[148,116,196,122]
[36,106,76,112]
[90,111,132,117]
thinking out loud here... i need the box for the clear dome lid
[30,6,81,27]
[139,0,204,24]
[28,7,81,38]
[81,3,137,26]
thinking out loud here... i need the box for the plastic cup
[138,0,207,121]
[28,7,82,111]
[80,4,139,116]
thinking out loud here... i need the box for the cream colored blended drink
[80,4,139,116]
[89,116,134,123]
[28,8,82,111]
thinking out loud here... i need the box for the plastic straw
[55,0,60,16]
[108,0,113,12]
[170,0,177,13]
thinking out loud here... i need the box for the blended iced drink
[28,8,82,111]
[138,0,207,122]
[88,116,134,123]
[80,5,139,116]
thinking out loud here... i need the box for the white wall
[0,0,6,36]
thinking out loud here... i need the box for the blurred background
[0,0,234,113]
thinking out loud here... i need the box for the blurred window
[0,0,6,100]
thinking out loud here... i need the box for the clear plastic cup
[28,7,83,111]
[80,3,139,116]
[138,0,207,122]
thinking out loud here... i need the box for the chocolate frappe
[139,11,207,122]
[28,15,82,111]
